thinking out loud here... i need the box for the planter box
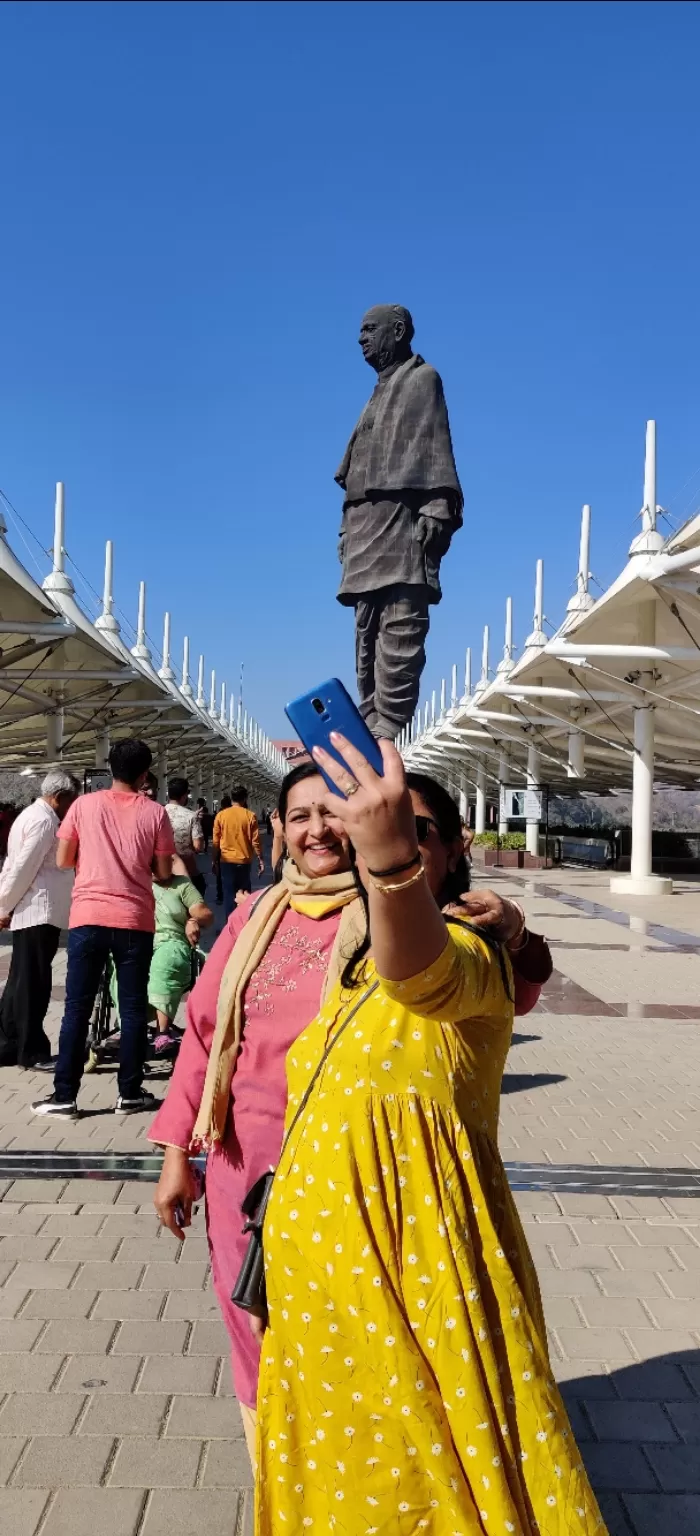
[483,849,524,868]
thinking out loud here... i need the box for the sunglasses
[415,815,441,844]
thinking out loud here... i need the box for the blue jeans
[220,861,252,918]
[54,926,154,1101]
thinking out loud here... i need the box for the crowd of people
[0,735,606,1530]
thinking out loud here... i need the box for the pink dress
[149,898,342,1408]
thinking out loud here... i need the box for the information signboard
[499,785,546,821]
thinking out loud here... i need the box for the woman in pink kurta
[150,895,344,1410]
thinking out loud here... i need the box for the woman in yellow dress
[254,734,607,1535]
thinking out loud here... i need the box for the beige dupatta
[191,862,365,1149]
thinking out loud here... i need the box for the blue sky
[2,0,700,735]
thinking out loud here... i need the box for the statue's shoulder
[404,356,444,396]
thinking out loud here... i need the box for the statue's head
[359,305,414,372]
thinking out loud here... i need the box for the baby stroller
[84,947,204,1075]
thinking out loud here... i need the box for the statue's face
[358,307,407,371]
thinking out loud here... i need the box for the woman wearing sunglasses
[151,758,550,1469]
[253,736,604,1535]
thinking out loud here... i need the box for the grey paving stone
[538,1268,601,1297]
[665,1402,700,1442]
[2,1181,68,1203]
[0,1286,31,1319]
[576,1297,652,1328]
[624,1328,699,1361]
[614,1362,699,1401]
[644,1444,700,1492]
[586,1492,632,1536]
[163,1290,221,1321]
[71,1262,144,1290]
[0,1262,18,1288]
[11,1435,114,1487]
[58,1181,119,1205]
[0,1394,85,1436]
[137,1356,218,1395]
[585,1400,679,1443]
[186,1321,230,1355]
[79,1394,169,1438]
[92,1290,165,1321]
[138,1262,209,1291]
[0,1236,57,1262]
[581,1442,658,1490]
[56,1355,141,1394]
[141,1490,243,1536]
[200,1439,253,1488]
[22,1289,98,1319]
[10,1262,79,1291]
[610,1247,683,1273]
[166,1395,245,1439]
[33,1320,116,1355]
[596,1270,670,1297]
[554,1327,635,1362]
[111,1320,189,1355]
[0,1210,48,1235]
[39,1214,106,1237]
[40,1488,146,1536]
[108,1436,202,1488]
[625,1494,700,1535]
[644,1297,700,1329]
[0,1321,44,1352]
[0,1489,49,1536]
[0,1438,28,1484]
[0,1355,65,1393]
[51,1237,121,1263]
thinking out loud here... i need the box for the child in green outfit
[109,875,213,1051]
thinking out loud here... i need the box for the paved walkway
[0,866,699,1534]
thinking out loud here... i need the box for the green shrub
[472,831,526,850]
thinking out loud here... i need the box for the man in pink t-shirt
[31,739,175,1119]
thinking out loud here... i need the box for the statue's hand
[417,516,450,558]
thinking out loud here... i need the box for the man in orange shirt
[212,786,264,916]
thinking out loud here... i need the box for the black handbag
[231,979,378,1318]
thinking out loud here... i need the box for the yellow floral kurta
[257,926,607,1535]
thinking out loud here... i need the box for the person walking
[212,786,264,915]
[31,738,175,1119]
[165,777,206,895]
[0,769,80,1070]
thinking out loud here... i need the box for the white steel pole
[53,482,65,573]
[498,751,510,836]
[526,742,540,856]
[475,763,486,835]
[95,727,110,769]
[181,636,193,697]
[631,706,654,879]
[643,420,657,533]
[567,729,585,779]
[196,655,205,707]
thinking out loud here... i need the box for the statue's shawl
[335,354,463,507]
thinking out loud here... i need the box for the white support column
[475,763,486,835]
[610,598,672,895]
[567,728,585,779]
[156,748,168,803]
[95,727,110,769]
[498,751,510,836]
[196,656,206,709]
[525,742,540,857]
[46,703,64,760]
[458,773,469,825]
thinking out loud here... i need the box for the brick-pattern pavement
[0,865,698,1533]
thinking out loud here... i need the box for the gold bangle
[369,858,426,896]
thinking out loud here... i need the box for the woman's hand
[185,917,200,948]
[154,1146,198,1241]
[248,1309,267,1343]
[444,890,524,946]
[311,735,418,872]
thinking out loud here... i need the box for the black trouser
[0,924,61,1068]
[354,585,431,738]
[54,926,153,1102]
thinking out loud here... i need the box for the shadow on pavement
[560,1347,700,1535]
[501,1072,567,1094]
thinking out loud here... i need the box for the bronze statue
[335,305,462,738]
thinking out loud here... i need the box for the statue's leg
[372,588,430,739]
[354,597,380,733]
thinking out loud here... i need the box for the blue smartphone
[285,678,385,794]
